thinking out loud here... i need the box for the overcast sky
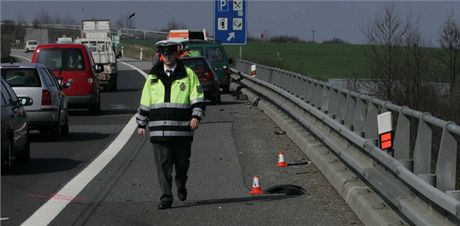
[1,1,459,45]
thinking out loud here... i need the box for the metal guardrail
[231,59,460,225]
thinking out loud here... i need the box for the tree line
[364,5,460,123]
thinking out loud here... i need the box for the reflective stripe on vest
[149,120,190,127]
[150,131,194,137]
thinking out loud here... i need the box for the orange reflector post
[379,132,393,150]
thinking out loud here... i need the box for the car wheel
[89,95,101,114]
[16,135,30,163]
[50,120,62,138]
[109,74,118,91]
[212,90,221,104]
[2,138,13,171]
[223,83,230,94]
[61,112,70,136]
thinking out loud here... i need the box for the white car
[24,40,38,53]
[1,63,70,137]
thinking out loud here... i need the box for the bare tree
[63,15,77,25]
[16,14,27,26]
[34,9,52,25]
[165,18,187,31]
[364,5,410,103]
[438,13,460,98]
[114,15,125,29]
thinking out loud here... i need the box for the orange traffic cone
[249,176,264,195]
[277,151,288,167]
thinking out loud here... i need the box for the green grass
[122,39,371,79]
[224,42,369,80]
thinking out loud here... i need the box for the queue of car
[1,42,104,170]
[2,29,233,171]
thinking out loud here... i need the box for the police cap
[155,40,181,55]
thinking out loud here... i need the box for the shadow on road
[216,101,244,106]
[174,194,302,209]
[69,109,136,117]
[29,132,111,143]
[2,158,82,175]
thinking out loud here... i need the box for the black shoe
[178,189,187,201]
[157,201,172,210]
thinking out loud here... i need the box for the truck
[24,28,49,46]
[75,20,118,91]
[167,29,208,41]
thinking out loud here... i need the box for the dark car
[1,78,33,171]
[181,57,220,104]
[180,40,233,93]
[181,57,221,104]
[32,44,103,113]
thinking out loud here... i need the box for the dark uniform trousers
[152,140,192,202]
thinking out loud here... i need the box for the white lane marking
[1,217,10,221]
[10,54,31,62]
[120,61,149,78]
[21,61,148,226]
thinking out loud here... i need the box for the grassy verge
[224,42,369,80]
[123,39,368,79]
[121,43,155,62]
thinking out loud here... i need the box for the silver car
[1,63,70,137]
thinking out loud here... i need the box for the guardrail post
[328,88,338,118]
[140,48,143,61]
[436,122,458,192]
[302,79,310,102]
[413,113,432,175]
[320,86,330,113]
[394,108,411,160]
[121,46,124,56]
[352,97,367,135]
[336,91,347,123]
[344,94,356,129]
[268,67,274,84]
[363,100,378,141]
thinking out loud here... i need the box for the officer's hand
[138,128,146,137]
[190,118,199,130]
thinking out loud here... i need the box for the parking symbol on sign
[218,0,229,11]
[218,18,228,30]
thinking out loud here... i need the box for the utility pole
[311,29,316,42]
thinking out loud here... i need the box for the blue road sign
[214,0,247,45]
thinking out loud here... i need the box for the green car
[180,40,233,93]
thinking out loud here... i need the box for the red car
[31,44,103,113]
[181,57,221,104]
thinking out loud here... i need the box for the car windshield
[28,41,38,45]
[205,47,224,62]
[37,48,85,71]
[1,68,41,87]
[181,58,209,72]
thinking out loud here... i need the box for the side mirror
[56,77,64,85]
[94,64,104,73]
[61,82,71,89]
[18,96,33,106]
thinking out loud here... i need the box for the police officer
[136,40,205,209]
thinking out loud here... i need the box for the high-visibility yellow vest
[136,61,205,142]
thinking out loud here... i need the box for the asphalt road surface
[2,50,362,226]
